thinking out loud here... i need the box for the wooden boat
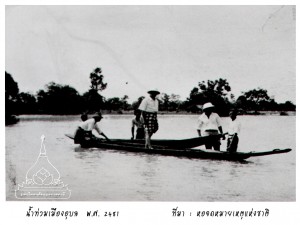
[65,133,223,149]
[65,134,291,161]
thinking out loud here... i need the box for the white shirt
[138,96,159,113]
[228,118,241,135]
[79,118,102,134]
[197,112,222,131]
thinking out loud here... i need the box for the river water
[6,114,295,201]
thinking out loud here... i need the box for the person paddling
[227,110,241,152]
[74,112,109,144]
[197,102,225,150]
[138,89,160,149]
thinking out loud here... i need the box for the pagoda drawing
[15,135,71,199]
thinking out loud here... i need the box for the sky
[5,5,296,103]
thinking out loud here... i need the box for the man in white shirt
[227,110,241,152]
[138,89,160,149]
[74,112,109,144]
[197,102,224,150]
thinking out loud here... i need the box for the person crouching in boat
[74,112,110,144]
[227,110,241,153]
[74,113,88,143]
[131,109,145,140]
[197,102,225,151]
[138,89,160,149]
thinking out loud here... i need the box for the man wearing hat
[138,89,160,149]
[74,112,110,144]
[197,102,224,150]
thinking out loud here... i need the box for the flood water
[6,114,295,201]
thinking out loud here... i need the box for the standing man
[74,112,109,144]
[138,89,160,149]
[227,110,241,152]
[197,102,225,150]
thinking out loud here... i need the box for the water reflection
[141,155,159,178]
[74,146,86,153]
[74,147,105,160]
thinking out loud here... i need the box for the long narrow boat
[65,134,291,161]
[65,133,223,149]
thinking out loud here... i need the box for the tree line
[5,68,296,122]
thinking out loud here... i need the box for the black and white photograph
[2,3,298,224]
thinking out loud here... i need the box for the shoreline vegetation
[15,110,296,118]
[5,68,296,125]
[7,111,294,125]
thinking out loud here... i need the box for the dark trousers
[136,128,145,139]
[227,134,239,152]
[205,141,221,150]
[74,127,93,144]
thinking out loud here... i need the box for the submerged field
[6,114,295,201]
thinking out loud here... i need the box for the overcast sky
[5,5,296,103]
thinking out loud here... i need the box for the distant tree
[242,88,270,104]
[188,78,232,116]
[103,95,130,112]
[198,78,231,98]
[5,71,19,101]
[84,67,108,112]
[121,95,130,110]
[105,97,123,112]
[17,92,37,114]
[37,82,83,114]
[229,93,236,103]
[159,93,182,111]
[5,71,20,124]
[236,95,249,110]
[238,88,273,112]
[278,101,296,111]
[188,87,201,105]
[259,99,278,111]
[169,94,181,111]
[185,87,203,112]
[82,89,104,113]
[90,67,107,92]
[177,99,190,112]
[159,93,170,111]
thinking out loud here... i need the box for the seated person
[131,109,145,140]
